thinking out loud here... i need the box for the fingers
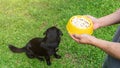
[73,34,81,39]
[86,15,100,30]
[70,34,80,42]
[86,15,96,21]
[86,15,93,19]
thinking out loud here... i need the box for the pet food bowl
[66,15,93,34]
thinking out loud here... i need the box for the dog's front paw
[47,61,51,66]
[38,58,44,61]
[56,55,61,59]
[54,54,61,59]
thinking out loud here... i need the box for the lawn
[0,0,120,68]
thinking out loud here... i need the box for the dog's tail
[8,45,26,53]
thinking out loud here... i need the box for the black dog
[8,26,63,65]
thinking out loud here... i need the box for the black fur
[8,26,63,66]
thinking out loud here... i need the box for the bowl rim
[69,15,93,29]
[66,15,93,34]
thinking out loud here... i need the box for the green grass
[0,0,120,68]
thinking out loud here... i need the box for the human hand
[70,34,96,45]
[87,15,101,30]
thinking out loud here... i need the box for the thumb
[73,34,82,39]
[86,15,96,21]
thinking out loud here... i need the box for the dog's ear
[58,29,63,36]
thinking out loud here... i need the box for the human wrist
[90,38,99,45]
[88,36,98,45]
[97,18,104,28]
[90,37,106,48]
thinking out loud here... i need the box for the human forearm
[98,9,120,27]
[91,38,120,59]
[71,34,120,59]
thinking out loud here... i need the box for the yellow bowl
[66,15,93,34]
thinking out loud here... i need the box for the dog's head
[42,26,63,48]
[43,26,63,38]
